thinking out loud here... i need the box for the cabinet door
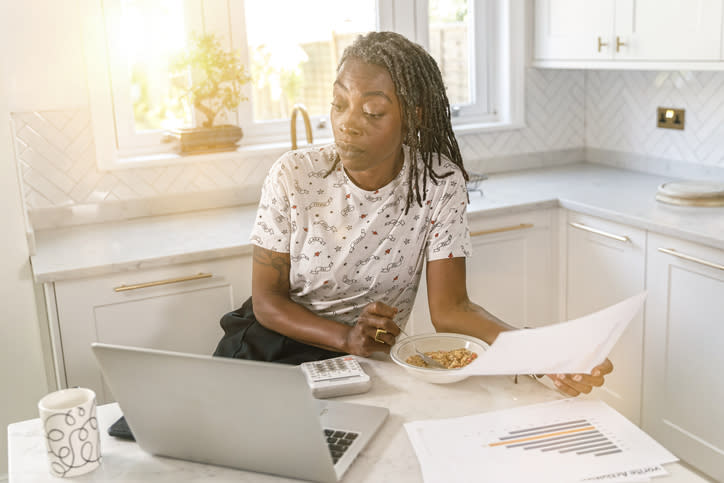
[535,0,723,63]
[408,210,557,335]
[565,212,645,425]
[54,256,251,403]
[643,233,724,481]
[615,0,723,61]
[535,0,614,60]
[467,210,557,328]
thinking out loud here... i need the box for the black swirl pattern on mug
[44,406,101,477]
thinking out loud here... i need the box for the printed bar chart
[489,419,622,457]
[405,399,679,483]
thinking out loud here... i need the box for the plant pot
[164,124,243,154]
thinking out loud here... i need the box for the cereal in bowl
[405,348,477,369]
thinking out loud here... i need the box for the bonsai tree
[171,33,251,128]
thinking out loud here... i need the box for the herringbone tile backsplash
[11,110,277,211]
[11,68,724,214]
[586,70,724,167]
[11,68,584,212]
[460,68,585,162]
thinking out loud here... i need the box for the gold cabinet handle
[470,223,534,237]
[616,36,626,52]
[114,273,213,292]
[597,36,608,52]
[569,222,630,243]
[658,248,724,271]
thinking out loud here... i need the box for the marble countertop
[7,357,710,482]
[30,162,724,283]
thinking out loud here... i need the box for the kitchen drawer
[51,255,251,403]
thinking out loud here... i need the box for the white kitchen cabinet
[618,0,723,61]
[408,209,558,334]
[534,0,615,61]
[51,255,251,404]
[563,212,646,425]
[534,0,724,66]
[642,233,724,482]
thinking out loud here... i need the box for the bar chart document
[460,292,647,375]
[405,399,677,483]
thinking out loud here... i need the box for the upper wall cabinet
[534,0,724,69]
[534,0,615,61]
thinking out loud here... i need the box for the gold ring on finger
[374,328,387,344]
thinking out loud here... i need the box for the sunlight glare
[119,0,190,131]
[119,1,186,69]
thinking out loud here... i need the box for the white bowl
[390,333,488,384]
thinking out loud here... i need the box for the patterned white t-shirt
[250,143,472,327]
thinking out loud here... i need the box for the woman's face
[331,58,404,190]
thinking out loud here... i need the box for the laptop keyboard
[323,429,359,464]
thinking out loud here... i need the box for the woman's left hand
[548,359,614,397]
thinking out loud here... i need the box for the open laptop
[91,343,388,482]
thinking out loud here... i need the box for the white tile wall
[13,67,724,219]
[11,67,587,214]
[11,112,276,211]
[586,70,724,168]
[461,68,585,166]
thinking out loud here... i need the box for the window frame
[83,0,525,170]
[417,0,493,124]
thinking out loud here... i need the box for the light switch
[657,107,685,130]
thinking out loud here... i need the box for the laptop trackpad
[317,399,388,436]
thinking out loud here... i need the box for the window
[430,0,477,107]
[237,0,378,144]
[83,0,524,169]
[104,0,194,155]
[428,0,492,124]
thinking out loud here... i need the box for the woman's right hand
[345,301,401,356]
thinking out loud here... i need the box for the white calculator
[300,356,372,398]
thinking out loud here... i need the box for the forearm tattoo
[253,247,291,289]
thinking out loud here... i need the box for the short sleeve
[426,172,472,261]
[249,156,292,253]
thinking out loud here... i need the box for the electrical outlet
[657,107,685,130]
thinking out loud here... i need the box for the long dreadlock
[326,31,468,213]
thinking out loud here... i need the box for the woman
[215,31,612,397]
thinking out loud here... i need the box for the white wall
[0,0,81,476]
[5,1,88,111]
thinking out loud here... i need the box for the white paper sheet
[404,399,677,483]
[460,292,647,375]
[581,464,669,482]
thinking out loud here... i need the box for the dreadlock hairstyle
[328,31,468,212]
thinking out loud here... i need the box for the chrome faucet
[290,103,313,150]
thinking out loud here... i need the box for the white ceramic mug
[37,387,102,477]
